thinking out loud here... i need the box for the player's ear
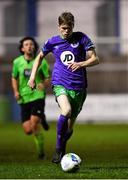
[21,47,25,53]
[58,26,60,32]
[58,24,60,29]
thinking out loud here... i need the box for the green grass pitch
[0,122,128,179]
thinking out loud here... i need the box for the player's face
[59,24,73,39]
[21,40,35,56]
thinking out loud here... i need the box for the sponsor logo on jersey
[24,69,32,77]
[60,51,75,65]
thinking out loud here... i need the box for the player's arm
[36,78,51,91]
[11,77,20,101]
[68,48,99,71]
[36,59,51,90]
[41,76,51,89]
[84,48,99,67]
[28,51,45,88]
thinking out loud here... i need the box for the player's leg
[41,114,50,131]
[21,103,33,134]
[30,115,44,159]
[52,86,71,163]
[61,119,74,156]
[56,93,71,147]
[22,120,33,134]
[31,99,47,159]
[62,89,87,155]
[21,102,44,158]
[40,99,50,131]
[69,89,87,132]
[52,94,71,163]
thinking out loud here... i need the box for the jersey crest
[70,42,79,48]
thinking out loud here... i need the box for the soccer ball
[60,153,81,172]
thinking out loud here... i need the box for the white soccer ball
[60,153,81,172]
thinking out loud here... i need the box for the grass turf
[0,122,128,179]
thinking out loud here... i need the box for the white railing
[45,94,128,122]
[0,36,127,44]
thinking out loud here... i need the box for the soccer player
[28,12,99,163]
[12,37,50,159]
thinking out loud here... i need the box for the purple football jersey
[42,32,95,91]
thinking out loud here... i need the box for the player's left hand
[68,62,82,71]
[36,83,45,90]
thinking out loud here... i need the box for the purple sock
[56,114,68,150]
[62,130,73,154]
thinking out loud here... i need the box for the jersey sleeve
[41,38,53,56]
[82,33,95,51]
[40,58,50,79]
[12,60,19,79]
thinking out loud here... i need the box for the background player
[12,37,50,158]
[28,12,99,163]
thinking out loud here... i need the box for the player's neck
[24,54,34,61]
[60,33,73,40]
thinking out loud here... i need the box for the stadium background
[0,0,128,123]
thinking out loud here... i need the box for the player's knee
[24,128,33,135]
[62,107,71,117]
[22,121,33,135]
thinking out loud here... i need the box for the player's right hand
[14,91,20,101]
